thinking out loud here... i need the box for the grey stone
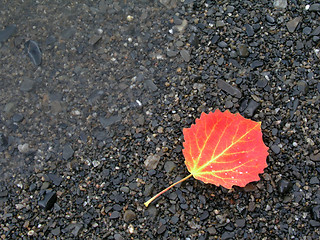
[51,227,60,236]
[63,144,74,160]
[164,161,176,173]
[145,79,158,92]
[114,233,124,240]
[274,0,287,9]
[217,79,242,98]
[221,231,235,240]
[266,15,275,24]
[20,78,35,92]
[303,27,312,35]
[25,40,42,66]
[216,20,225,28]
[217,56,224,65]
[0,24,17,42]
[100,115,122,128]
[200,211,209,221]
[159,0,177,9]
[144,184,154,196]
[251,60,264,69]
[110,211,120,219]
[311,205,320,220]
[310,220,320,227]
[286,17,302,33]
[310,177,319,185]
[123,210,136,222]
[311,26,320,36]
[244,24,254,37]
[226,6,235,13]
[0,133,8,152]
[238,44,249,57]
[236,218,246,228]
[297,81,309,95]
[47,173,62,186]
[12,113,24,123]
[225,100,233,109]
[271,144,281,154]
[309,4,320,11]
[144,154,161,170]
[218,41,228,48]
[18,143,30,153]
[167,49,178,57]
[180,49,191,62]
[89,34,101,45]
[310,153,320,162]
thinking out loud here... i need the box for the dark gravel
[0,0,320,239]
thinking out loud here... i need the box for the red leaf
[183,110,269,189]
[144,109,269,207]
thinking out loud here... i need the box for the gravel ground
[0,0,320,239]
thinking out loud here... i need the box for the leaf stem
[144,173,193,207]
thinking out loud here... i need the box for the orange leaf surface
[183,109,268,189]
[144,109,269,207]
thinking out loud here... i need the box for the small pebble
[144,154,161,170]
[278,179,292,194]
[123,210,136,222]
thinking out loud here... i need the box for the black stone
[25,40,42,66]
[200,211,209,221]
[0,133,8,152]
[278,179,292,194]
[38,190,57,210]
[189,33,199,47]
[239,99,248,112]
[243,100,260,117]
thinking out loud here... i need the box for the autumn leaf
[144,109,269,207]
